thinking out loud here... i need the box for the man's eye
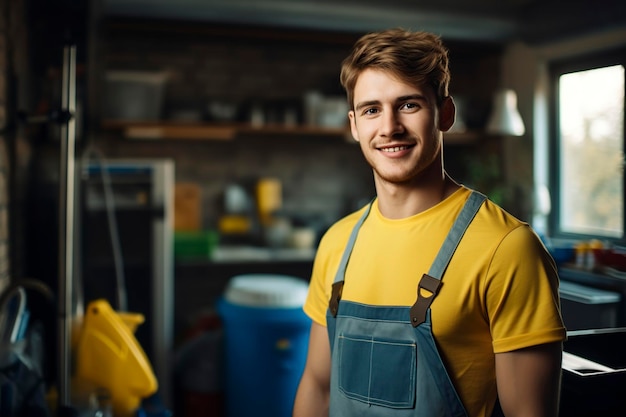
[402,102,419,110]
[363,108,379,115]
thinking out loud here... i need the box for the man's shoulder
[477,197,529,231]
[469,196,547,257]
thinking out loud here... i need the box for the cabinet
[559,266,626,328]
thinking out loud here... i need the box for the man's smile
[378,144,415,153]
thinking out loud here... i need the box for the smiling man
[292,28,566,417]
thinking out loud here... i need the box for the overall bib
[326,191,486,417]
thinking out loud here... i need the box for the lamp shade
[486,89,525,136]
[533,183,552,216]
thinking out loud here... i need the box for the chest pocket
[337,333,416,409]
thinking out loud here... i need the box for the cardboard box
[175,182,201,231]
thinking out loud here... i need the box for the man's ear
[349,110,359,142]
[438,96,456,132]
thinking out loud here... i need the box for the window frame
[548,47,626,244]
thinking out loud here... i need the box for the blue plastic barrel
[217,274,311,417]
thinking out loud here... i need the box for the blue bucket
[217,274,311,417]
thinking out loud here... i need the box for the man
[293,28,566,417]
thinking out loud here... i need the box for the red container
[593,248,626,270]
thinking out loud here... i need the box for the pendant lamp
[486,89,525,136]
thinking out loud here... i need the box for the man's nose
[380,111,404,137]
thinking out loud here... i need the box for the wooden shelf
[101,120,490,144]
[101,120,350,141]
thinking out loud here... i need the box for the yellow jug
[74,299,158,417]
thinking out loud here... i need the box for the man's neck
[375,173,460,219]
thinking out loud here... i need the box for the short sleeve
[486,226,567,353]
[302,250,332,326]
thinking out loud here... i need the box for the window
[550,49,625,242]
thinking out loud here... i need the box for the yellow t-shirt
[303,186,566,417]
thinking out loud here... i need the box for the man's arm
[293,322,332,417]
[495,342,563,417]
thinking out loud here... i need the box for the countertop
[209,245,316,263]
[559,265,626,288]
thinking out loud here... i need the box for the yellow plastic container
[74,299,158,417]
[256,178,282,225]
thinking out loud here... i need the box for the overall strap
[329,201,373,317]
[429,191,486,279]
[410,191,486,326]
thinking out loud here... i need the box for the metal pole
[58,44,76,410]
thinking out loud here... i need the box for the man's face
[348,69,451,186]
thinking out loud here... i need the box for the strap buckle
[409,274,443,327]
[329,281,344,317]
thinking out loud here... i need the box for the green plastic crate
[174,231,219,260]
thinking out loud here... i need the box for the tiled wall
[91,20,502,230]
[100,22,356,113]
[92,21,378,229]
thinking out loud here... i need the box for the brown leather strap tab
[329,281,344,317]
[409,274,443,327]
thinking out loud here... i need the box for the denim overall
[326,191,486,417]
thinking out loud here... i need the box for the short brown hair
[340,28,451,109]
